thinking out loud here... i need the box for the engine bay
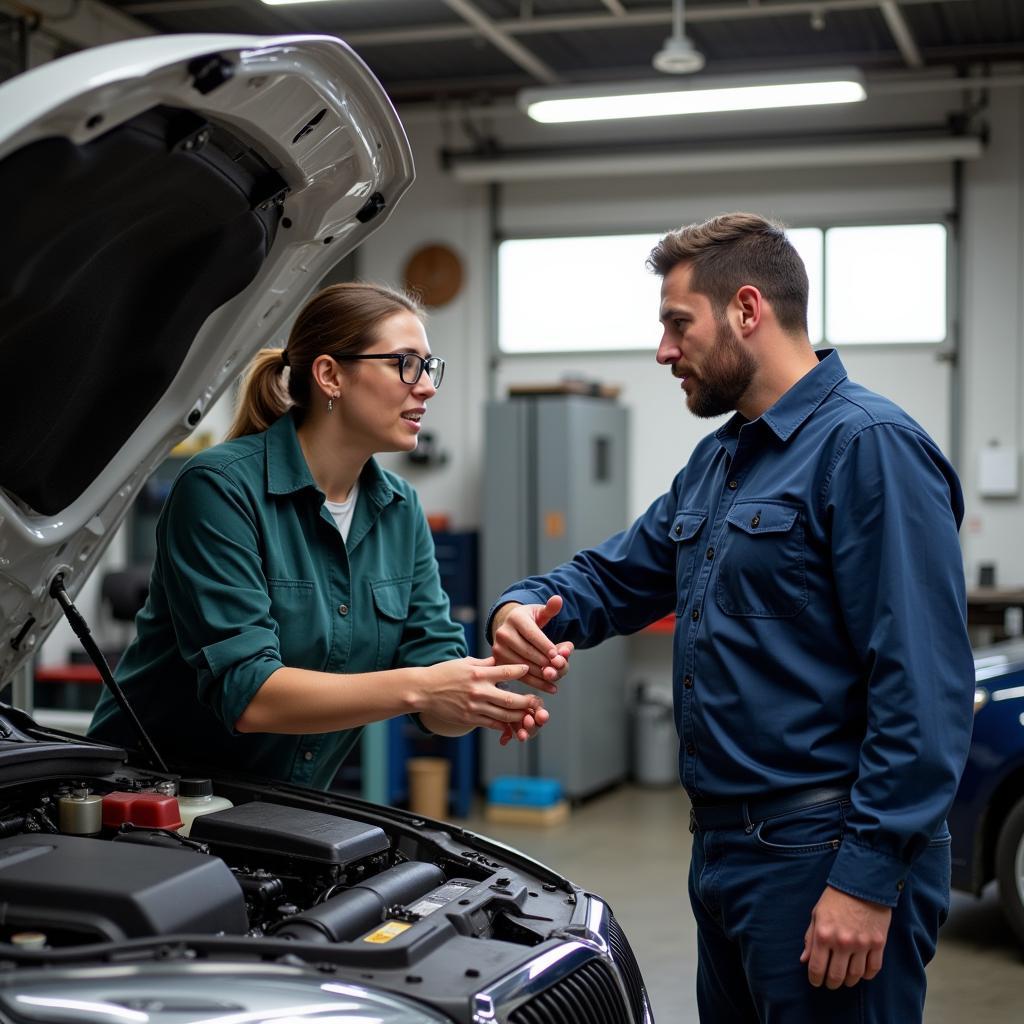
[0,710,652,1023]
[0,769,578,953]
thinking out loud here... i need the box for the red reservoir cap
[102,791,183,831]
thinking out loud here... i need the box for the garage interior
[3,2,1024,1022]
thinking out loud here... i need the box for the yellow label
[362,920,412,944]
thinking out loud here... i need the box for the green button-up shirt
[88,411,467,789]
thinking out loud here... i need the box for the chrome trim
[472,896,654,1024]
[471,941,603,1023]
[559,891,610,953]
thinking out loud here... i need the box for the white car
[0,35,654,1024]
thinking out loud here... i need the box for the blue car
[950,639,1024,943]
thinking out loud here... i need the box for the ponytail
[226,347,291,440]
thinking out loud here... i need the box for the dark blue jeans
[688,798,951,1023]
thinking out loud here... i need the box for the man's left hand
[800,885,892,989]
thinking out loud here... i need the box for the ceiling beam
[348,0,969,46]
[503,0,968,34]
[599,0,628,13]
[120,0,972,39]
[879,0,924,68]
[440,0,560,84]
[121,0,239,11]
[447,134,985,184]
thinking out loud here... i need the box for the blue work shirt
[90,411,466,789]
[490,350,974,906]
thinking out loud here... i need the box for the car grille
[607,912,645,1023]
[508,958,631,1024]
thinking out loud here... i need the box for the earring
[327,391,339,414]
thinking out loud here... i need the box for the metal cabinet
[481,394,630,799]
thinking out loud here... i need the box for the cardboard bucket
[407,756,450,819]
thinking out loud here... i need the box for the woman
[88,282,546,790]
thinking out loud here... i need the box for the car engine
[0,714,651,1024]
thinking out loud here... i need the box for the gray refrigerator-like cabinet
[481,393,630,799]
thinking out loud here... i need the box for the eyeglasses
[335,353,445,388]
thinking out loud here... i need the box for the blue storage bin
[488,776,563,808]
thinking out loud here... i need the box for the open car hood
[0,34,414,683]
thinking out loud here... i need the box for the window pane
[787,228,823,345]
[825,224,947,344]
[499,234,664,353]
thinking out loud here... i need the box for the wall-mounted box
[979,446,1019,498]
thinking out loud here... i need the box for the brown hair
[227,282,424,439]
[647,212,809,335]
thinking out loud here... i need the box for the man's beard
[687,318,757,419]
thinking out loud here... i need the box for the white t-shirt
[324,481,360,542]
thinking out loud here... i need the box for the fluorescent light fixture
[519,68,866,124]
[261,0,338,6]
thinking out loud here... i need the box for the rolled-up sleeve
[486,479,682,645]
[824,423,975,906]
[158,466,284,731]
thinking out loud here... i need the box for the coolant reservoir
[176,778,233,836]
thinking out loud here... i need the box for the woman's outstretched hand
[416,656,545,734]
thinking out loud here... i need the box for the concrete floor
[462,784,1023,1023]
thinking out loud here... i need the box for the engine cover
[0,834,247,941]
[189,801,389,865]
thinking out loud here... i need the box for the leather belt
[688,785,850,834]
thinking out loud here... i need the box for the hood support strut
[49,573,168,773]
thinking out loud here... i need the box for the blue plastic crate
[488,776,562,808]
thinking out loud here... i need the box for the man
[488,213,974,1022]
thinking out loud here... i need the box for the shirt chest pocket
[715,502,808,618]
[371,578,412,670]
[669,510,708,614]
[267,578,329,668]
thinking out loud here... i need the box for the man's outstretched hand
[491,595,574,745]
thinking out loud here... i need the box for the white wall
[355,82,1024,693]
[960,86,1024,589]
[38,74,1024,685]
[361,121,967,513]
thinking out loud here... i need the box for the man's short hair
[647,212,809,335]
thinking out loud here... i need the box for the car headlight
[974,686,989,714]
[0,965,451,1024]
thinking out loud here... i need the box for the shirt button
[683,675,693,689]
[691,608,700,622]
[685,742,695,755]
[338,604,349,616]
[705,547,714,560]
[303,751,314,762]
[750,514,760,528]
[896,880,905,892]
[674,524,682,536]
[727,480,738,490]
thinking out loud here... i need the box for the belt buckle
[688,806,696,834]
